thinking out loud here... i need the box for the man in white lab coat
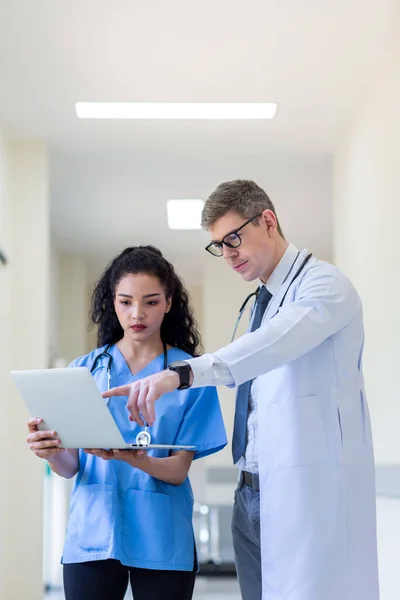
[104,180,379,600]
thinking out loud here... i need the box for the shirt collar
[259,242,299,297]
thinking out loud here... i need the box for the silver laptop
[10,366,195,451]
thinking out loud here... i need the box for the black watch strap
[168,361,192,390]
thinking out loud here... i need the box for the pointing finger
[102,385,131,399]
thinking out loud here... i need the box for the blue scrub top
[61,345,227,571]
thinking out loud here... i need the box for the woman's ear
[165,298,172,313]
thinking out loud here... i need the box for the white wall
[0,137,50,600]
[334,52,400,599]
[48,248,60,363]
[376,497,400,600]
[0,127,11,600]
[58,253,88,364]
[186,284,204,339]
[86,282,97,352]
[333,56,400,465]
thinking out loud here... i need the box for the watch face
[169,360,189,369]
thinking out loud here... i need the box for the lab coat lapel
[262,249,311,322]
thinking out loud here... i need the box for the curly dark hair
[90,245,202,356]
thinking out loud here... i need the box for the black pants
[63,559,196,600]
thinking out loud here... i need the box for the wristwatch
[168,360,192,390]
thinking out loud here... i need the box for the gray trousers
[231,480,261,600]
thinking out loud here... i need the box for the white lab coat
[189,247,379,600]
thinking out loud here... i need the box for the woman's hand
[84,448,147,463]
[26,418,65,459]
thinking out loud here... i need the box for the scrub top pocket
[122,490,174,563]
[76,484,114,552]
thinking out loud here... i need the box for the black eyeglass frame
[205,213,262,257]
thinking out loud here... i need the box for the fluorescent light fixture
[167,200,204,230]
[75,102,277,120]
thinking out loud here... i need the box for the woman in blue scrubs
[26,245,227,600]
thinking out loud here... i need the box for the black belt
[239,470,259,491]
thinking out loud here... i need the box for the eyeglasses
[205,214,262,257]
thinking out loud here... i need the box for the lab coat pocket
[268,395,330,471]
[76,484,114,552]
[122,490,174,563]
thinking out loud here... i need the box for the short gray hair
[201,179,284,237]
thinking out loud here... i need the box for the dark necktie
[231,286,272,464]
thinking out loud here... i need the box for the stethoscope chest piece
[135,427,151,446]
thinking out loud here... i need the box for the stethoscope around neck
[231,252,313,342]
[90,342,168,446]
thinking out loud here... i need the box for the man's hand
[102,369,180,425]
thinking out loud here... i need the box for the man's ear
[261,209,277,234]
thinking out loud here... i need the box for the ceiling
[0,0,396,282]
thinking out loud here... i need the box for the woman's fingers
[27,429,59,444]
[29,438,62,450]
[27,417,42,432]
[113,448,145,461]
[26,419,65,458]
[84,449,114,460]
